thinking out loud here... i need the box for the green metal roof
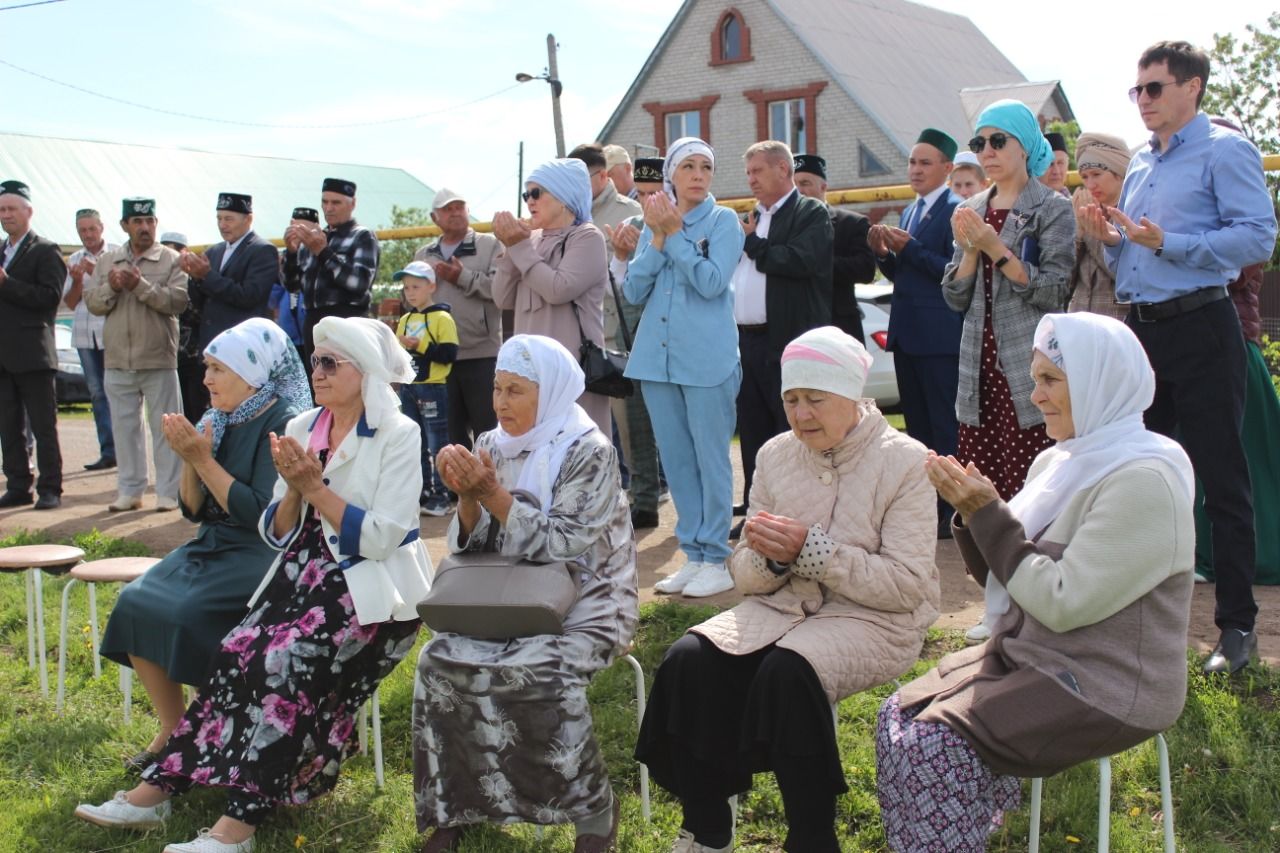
[0,131,436,249]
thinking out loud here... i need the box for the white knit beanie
[780,326,874,400]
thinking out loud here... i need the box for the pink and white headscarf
[780,326,875,401]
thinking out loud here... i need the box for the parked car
[856,282,899,409]
[55,323,91,405]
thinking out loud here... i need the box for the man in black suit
[0,180,67,509]
[728,141,833,543]
[176,192,278,415]
[793,154,876,343]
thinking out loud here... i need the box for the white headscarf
[493,334,598,511]
[780,326,874,401]
[983,312,1194,620]
[663,136,714,200]
[312,316,415,428]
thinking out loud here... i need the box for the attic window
[859,142,892,177]
[710,8,752,66]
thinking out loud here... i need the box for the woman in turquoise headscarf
[491,157,612,432]
[98,317,312,769]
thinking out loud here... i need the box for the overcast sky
[1,0,1270,226]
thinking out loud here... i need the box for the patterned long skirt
[143,513,420,824]
[412,631,613,831]
[876,692,1022,852]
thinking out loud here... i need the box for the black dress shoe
[631,508,659,529]
[729,518,745,540]
[84,457,117,471]
[34,493,61,510]
[0,490,33,508]
[1203,629,1258,675]
[732,502,748,516]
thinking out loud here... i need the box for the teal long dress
[100,400,301,684]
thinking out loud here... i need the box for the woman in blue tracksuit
[623,136,745,598]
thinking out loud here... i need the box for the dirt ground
[5,417,1278,666]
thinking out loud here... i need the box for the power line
[0,57,520,129]
[0,0,68,10]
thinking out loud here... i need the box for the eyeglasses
[310,354,352,375]
[1128,78,1181,103]
[968,133,1010,154]
[521,187,544,202]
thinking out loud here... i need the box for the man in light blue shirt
[1081,40,1278,676]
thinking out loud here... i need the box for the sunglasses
[521,187,544,202]
[968,133,1010,154]
[1128,78,1180,103]
[309,354,352,375]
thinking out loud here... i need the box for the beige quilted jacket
[693,404,940,702]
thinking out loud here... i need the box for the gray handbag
[416,521,579,639]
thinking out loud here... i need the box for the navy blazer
[193,230,278,347]
[877,192,962,357]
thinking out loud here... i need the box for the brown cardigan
[898,458,1194,778]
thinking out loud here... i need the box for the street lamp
[515,33,566,157]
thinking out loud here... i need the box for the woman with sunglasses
[943,100,1076,644]
[76,316,432,853]
[95,318,311,775]
[491,159,612,433]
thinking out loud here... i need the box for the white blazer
[253,406,433,625]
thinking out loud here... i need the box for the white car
[856,282,899,409]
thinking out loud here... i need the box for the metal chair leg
[122,665,133,724]
[56,578,79,713]
[1157,733,1174,852]
[88,583,101,678]
[1098,756,1112,852]
[372,688,384,789]
[24,570,35,668]
[34,567,48,698]
[358,703,368,754]
[1028,777,1043,853]
[622,653,650,822]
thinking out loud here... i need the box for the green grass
[1,531,1278,851]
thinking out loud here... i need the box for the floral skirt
[875,692,1022,852]
[143,513,420,824]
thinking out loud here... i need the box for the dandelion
[1065,834,1081,844]
[294,834,307,848]
[1129,806,1142,817]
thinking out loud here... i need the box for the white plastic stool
[0,543,85,699]
[56,556,159,715]
[1028,732,1175,853]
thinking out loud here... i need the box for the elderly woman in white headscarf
[98,317,312,771]
[622,136,746,599]
[876,313,1195,853]
[636,326,939,853]
[77,316,432,853]
[413,334,638,853]
[491,158,612,433]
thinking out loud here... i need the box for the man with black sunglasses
[1080,40,1278,676]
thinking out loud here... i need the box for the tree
[1044,119,1081,169]
[1203,13,1280,266]
[375,205,433,286]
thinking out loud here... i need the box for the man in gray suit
[0,180,67,509]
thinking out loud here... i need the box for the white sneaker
[107,494,143,512]
[1193,571,1210,584]
[670,828,732,852]
[155,495,179,512]
[74,790,171,829]
[964,615,991,645]
[164,828,255,852]
[654,559,705,594]
[682,562,734,598]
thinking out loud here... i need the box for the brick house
[599,0,1075,207]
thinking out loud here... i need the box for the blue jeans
[78,347,114,460]
[400,383,449,500]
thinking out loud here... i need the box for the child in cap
[394,261,459,516]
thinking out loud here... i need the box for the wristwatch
[1154,242,1164,257]
[994,248,1015,269]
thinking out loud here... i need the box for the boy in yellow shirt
[394,261,458,515]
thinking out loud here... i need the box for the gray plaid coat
[942,180,1075,428]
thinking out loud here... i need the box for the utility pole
[546,33,565,157]
[517,141,525,216]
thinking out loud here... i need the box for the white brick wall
[603,0,908,200]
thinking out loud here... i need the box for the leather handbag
[416,522,579,640]
[572,270,636,399]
